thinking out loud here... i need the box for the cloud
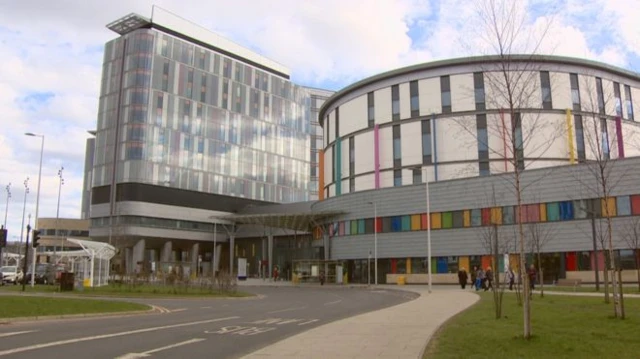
[0,0,638,242]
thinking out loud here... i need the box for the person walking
[527,264,537,291]
[458,267,468,289]
[470,266,477,290]
[484,266,494,291]
[506,266,515,291]
[475,267,485,291]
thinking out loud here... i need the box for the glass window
[391,85,400,121]
[440,76,451,113]
[575,115,586,161]
[474,72,485,110]
[596,78,605,114]
[422,119,432,165]
[573,200,588,219]
[624,85,634,120]
[540,71,552,109]
[617,250,636,270]
[410,80,419,117]
[413,168,422,184]
[367,92,375,128]
[502,206,514,224]
[382,217,391,233]
[471,209,482,227]
[617,196,631,216]
[601,118,610,159]
[570,73,581,111]
[394,169,402,187]
[614,82,622,116]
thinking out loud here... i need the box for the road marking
[267,306,307,314]
[170,308,187,313]
[324,299,342,306]
[298,319,320,325]
[200,306,212,309]
[0,317,238,357]
[206,326,276,336]
[114,338,205,358]
[0,331,38,338]
[150,305,171,313]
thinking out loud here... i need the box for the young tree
[570,73,625,317]
[620,217,640,292]
[453,0,556,338]
[526,222,554,297]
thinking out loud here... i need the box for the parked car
[1,266,24,285]
[23,263,56,285]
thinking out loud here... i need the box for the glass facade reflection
[94,29,312,203]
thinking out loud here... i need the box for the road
[0,286,417,359]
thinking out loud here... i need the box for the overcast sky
[0,0,639,243]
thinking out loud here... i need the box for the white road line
[0,331,38,338]
[324,299,342,306]
[200,306,212,309]
[0,317,239,357]
[114,338,205,358]
[267,306,307,314]
[170,308,187,313]
[150,305,171,313]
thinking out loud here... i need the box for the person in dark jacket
[484,267,494,291]
[470,266,477,290]
[458,268,468,289]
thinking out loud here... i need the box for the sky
[0,0,639,243]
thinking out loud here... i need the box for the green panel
[335,138,342,195]
[442,212,453,228]
[498,255,505,272]
[358,219,365,234]
[431,258,437,274]
[547,202,560,221]
[351,220,358,235]
[401,216,411,231]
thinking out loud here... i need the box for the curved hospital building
[83,8,640,285]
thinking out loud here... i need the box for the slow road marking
[0,331,38,338]
[0,317,238,357]
[267,306,307,314]
[114,338,205,358]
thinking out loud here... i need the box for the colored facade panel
[463,210,471,227]
[566,109,576,164]
[338,222,345,236]
[391,216,402,232]
[374,124,380,189]
[617,196,631,216]
[498,255,505,272]
[318,150,324,200]
[431,212,442,229]
[375,217,382,233]
[344,220,351,235]
[406,258,412,274]
[459,256,470,271]
[490,207,503,225]
[602,197,617,217]
[410,215,421,230]
[631,195,640,215]
[509,254,520,271]
[351,220,358,235]
[591,251,606,270]
[358,219,365,234]
[437,257,448,273]
[539,203,547,221]
[481,208,491,226]
[420,214,429,229]
[335,138,342,195]
[471,209,482,226]
[442,212,453,228]
[401,216,411,231]
[559,201,574,220]
[565,252,578,271]
[481,256,492,270]
[547,202,560,221]
[391,259,397,274]
[431,258,437,274]
[527,204,540,222]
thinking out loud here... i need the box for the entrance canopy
[211,210,344,232]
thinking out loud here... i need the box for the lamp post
[25,132,44,288]
[55,166,65,261]
[19,178,29,268]
[1,183,11,268]
[413,165,432,293]
[367,201,378,285]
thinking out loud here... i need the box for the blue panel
[391,216,402,232]
[617,196,631,216]
[437,257,448,273]
[560,201,574,220]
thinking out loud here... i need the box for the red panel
[482,208,491,226]
[481,256,492,270]
[565,252,577,271]
[516,205,527,223]
[591,251,606,270]
[375,217,382,233]
[527,204,540,222]
[420,214,429,229]
[631,195,640,215]
[391,259,397,274]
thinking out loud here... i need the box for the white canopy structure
[41,238,116,287]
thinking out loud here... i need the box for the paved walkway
[240,286,479,359]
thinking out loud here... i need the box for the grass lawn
[425,292,640,359]
[0,296,148,319]
[539,285,640,295]
[0,284,252,298]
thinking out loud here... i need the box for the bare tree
[451,0,556,339]
[526,222,555,297]
[570,73,625,317]
[620,217,640,292]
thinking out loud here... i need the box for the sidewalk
[241,286,479,359]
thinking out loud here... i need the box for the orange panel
[491,207,503,225]
[481,256,493,270]
[410,215,421,230]
[318,150,324,200]
[463,210,471,227]
[539,203,547,221]
[602,197,617,217]
[431,213,442,229]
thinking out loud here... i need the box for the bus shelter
[40,238,116,287]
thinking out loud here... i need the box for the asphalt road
[0,286,417,359]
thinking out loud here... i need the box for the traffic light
[32,230,41,248]
[0,226,7,248]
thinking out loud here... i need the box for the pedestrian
[458,267,468,289]
[470,266,477,290]
[475,267,485,291]
[319,271,325,286]
[484,266,493,291]
[273,266,279,282]
[506,266,515,291]
[527,264,537,291]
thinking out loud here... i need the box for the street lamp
[25,132,44,288]
[367,201,378,285]
[3,183,10,227]
[19,178,29,266]
[412,165,432,293]
[55,166,65,260]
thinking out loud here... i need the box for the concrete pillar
[191,243,199,277]
[161,241,172,263]
[229,234,235,274]
[124,247,132,274]
[132,239,145,274]
[268,234,274,280]
[323,231,330,277]
[213,244,221,273]
[262,237,267,279]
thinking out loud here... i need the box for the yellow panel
[509,254,520,271]
[490,207,503,225]
[459,256,470,271]
[602,197,617,217]
[410,214,421,230]
[463,210,471,227]
[431,212,442,229]
[539,203,547,222]
[566,109,576,164]
[406,258,412,274]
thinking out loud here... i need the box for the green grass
[425,292,640,359]
[0,284,252,298]
[539,285,640,295]
[0,296,148,319]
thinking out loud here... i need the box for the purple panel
[374,124,380,189]
[615,116,625,158]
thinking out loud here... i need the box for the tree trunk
[605,216,621,318]
[603,255,610,304]
[492,225,502,319]
[515,173,531,338]
[636,249,640,292]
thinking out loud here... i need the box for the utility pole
[19,178,29,265]
[55,166,65,262]
[1,183,10,268]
